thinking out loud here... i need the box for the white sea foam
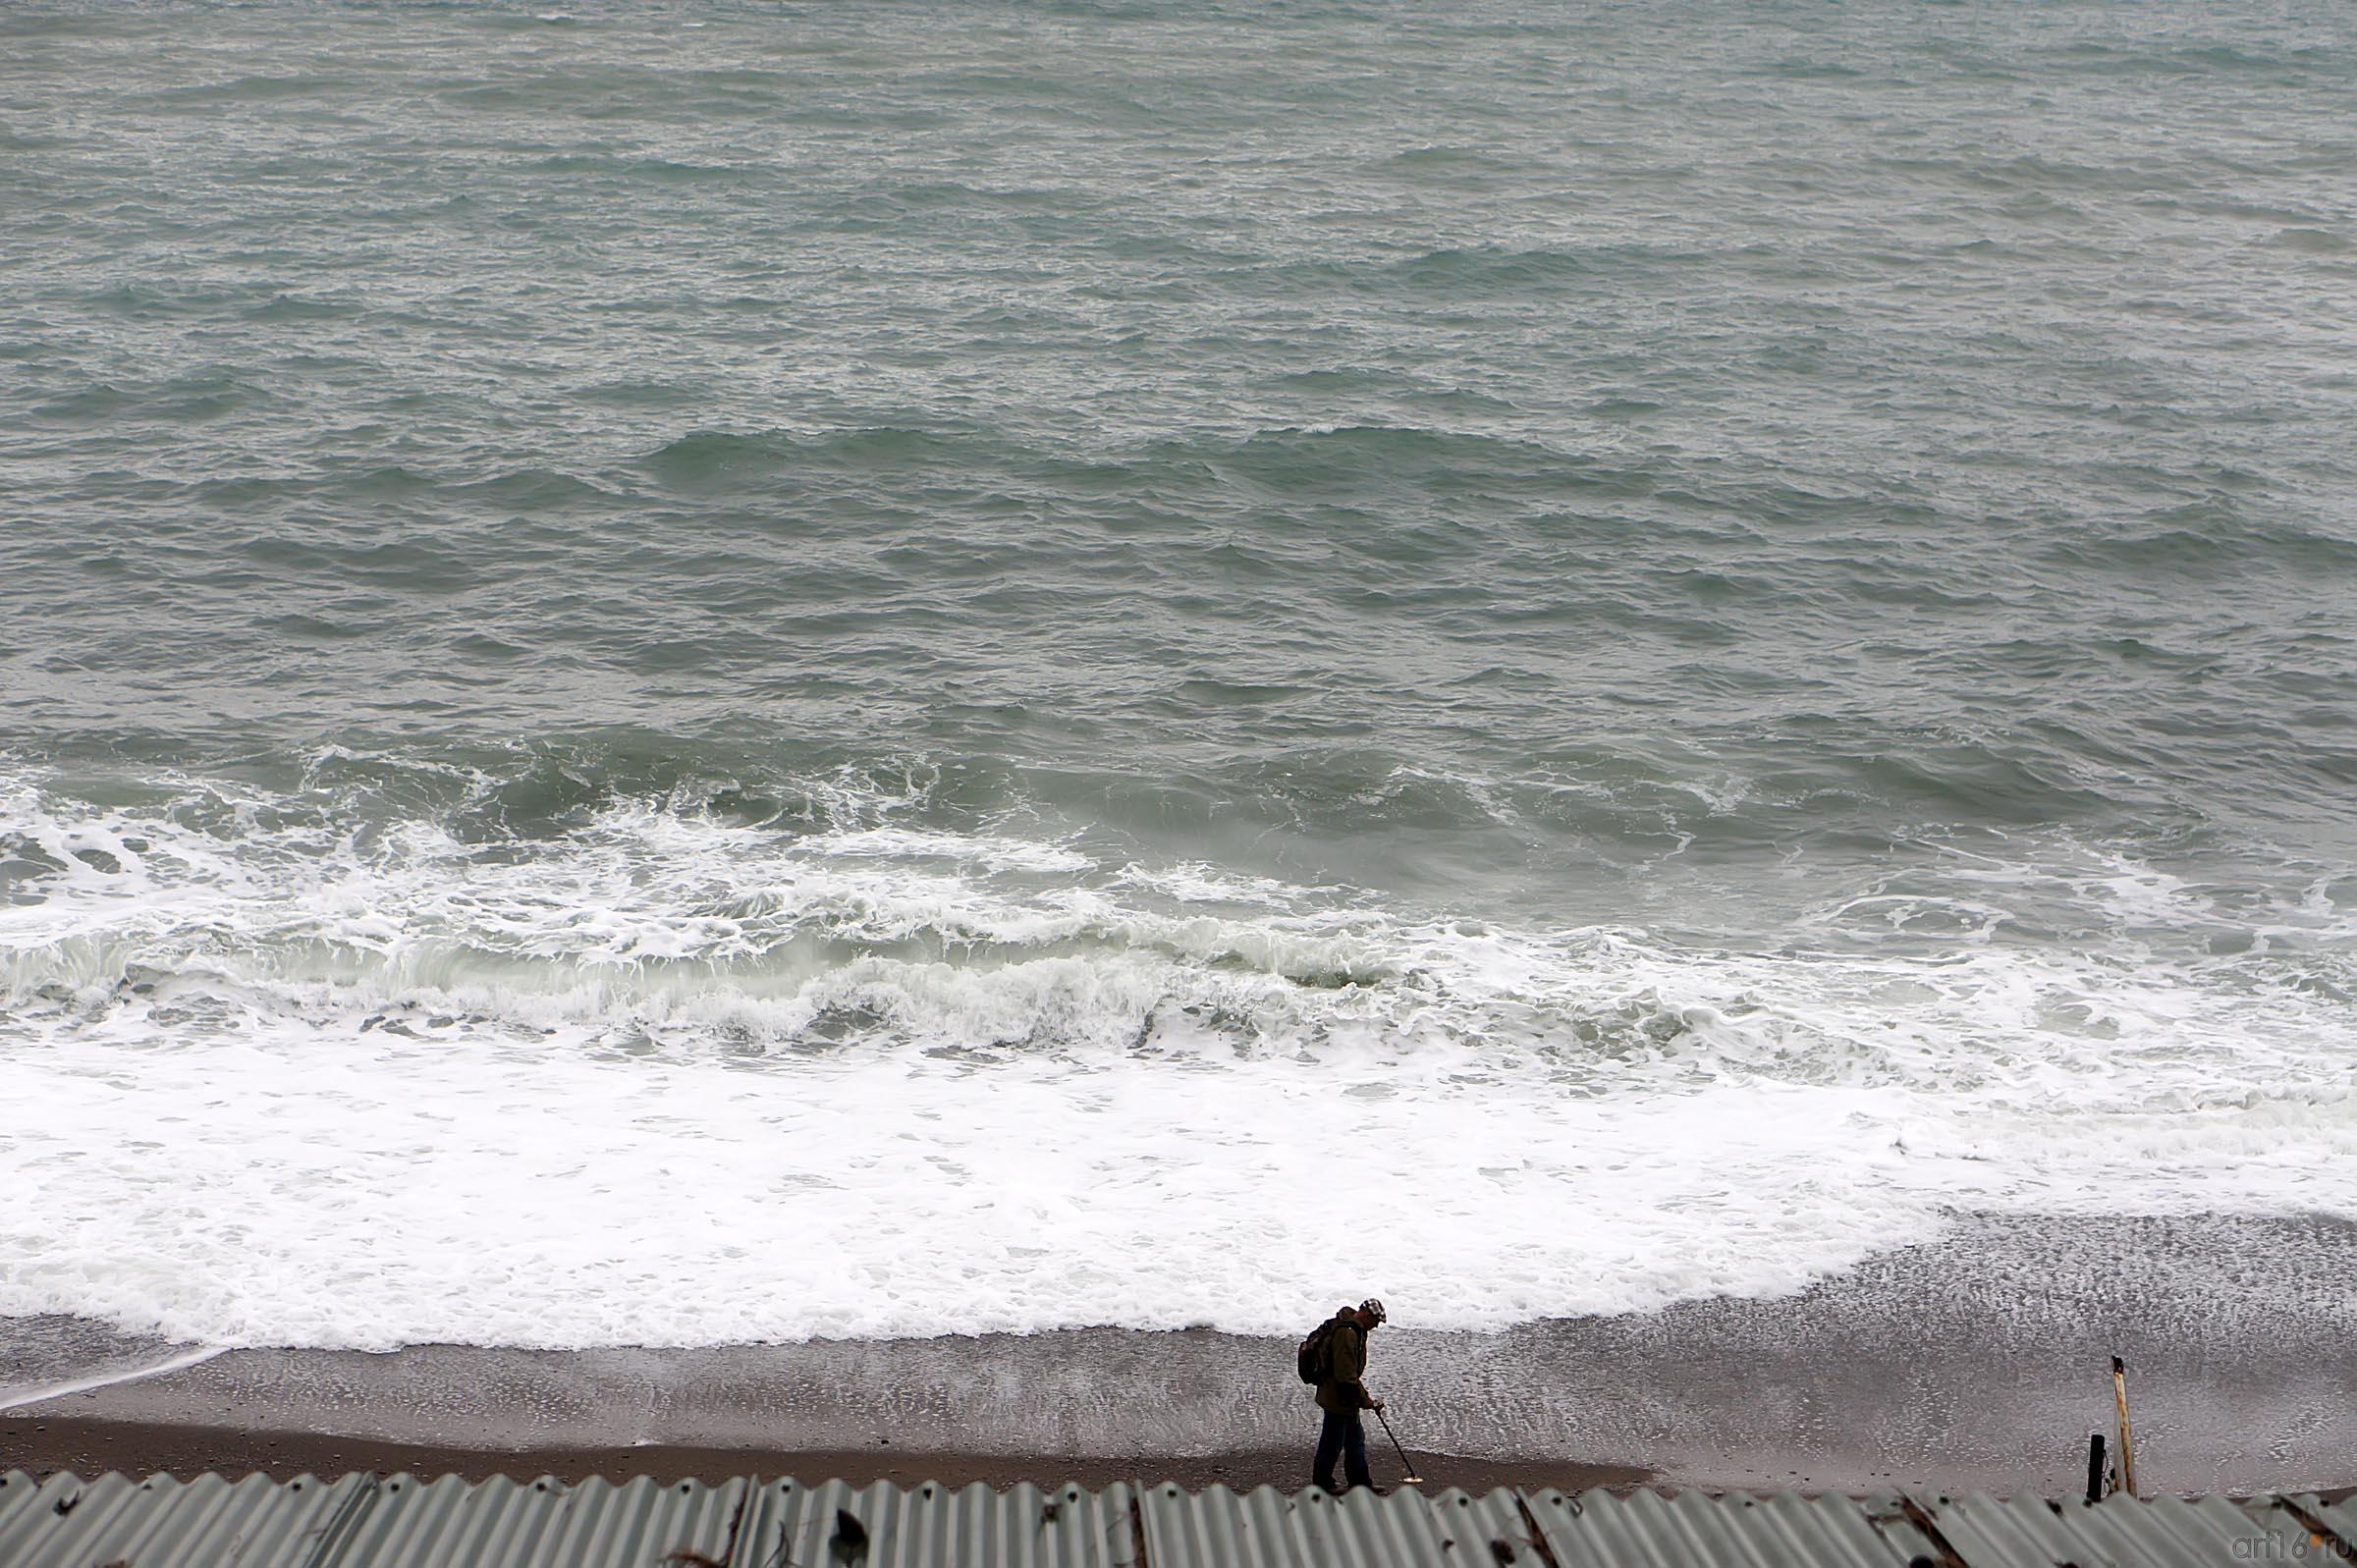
[2,763,2354,1349]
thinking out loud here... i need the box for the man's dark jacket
[1315,1315,1373,1415]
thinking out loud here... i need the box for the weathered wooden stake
[2110,1356,2139,1498]
[2085,1433,2107,1503]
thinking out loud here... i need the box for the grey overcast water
[3,0,2356,1363]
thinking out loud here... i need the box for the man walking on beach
[1310,1298,1387,1494]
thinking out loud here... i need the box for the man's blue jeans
[1312,1406,1373,1492]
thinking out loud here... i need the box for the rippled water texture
[3,0,2356,1347]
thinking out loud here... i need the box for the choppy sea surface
[3,0,2356,1353]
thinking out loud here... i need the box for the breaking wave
[3,755,2353,1350]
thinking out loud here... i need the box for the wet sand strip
[5,1215,2355,1495]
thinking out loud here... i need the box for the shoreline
[7,1214,2357,1496]
[0,1417,1648,1494]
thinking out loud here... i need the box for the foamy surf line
[5,759,2357,1348]
[0,1344,225,1413]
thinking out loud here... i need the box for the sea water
[3,0,2355,1351]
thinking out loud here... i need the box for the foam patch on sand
[2,761,2354,1348]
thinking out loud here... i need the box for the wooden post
[2111,1356,2138,1498]
[2085,1433,2107,1503]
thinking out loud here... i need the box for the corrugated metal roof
[327,1473,757,1567]
[2245,1492,2357,1568]
[1911,1491,2291,1568]
[0,1469,2345,1568]
[747,1478,1143,1568]
[1525,1486,1945,1567]
[0,1470,372,1568]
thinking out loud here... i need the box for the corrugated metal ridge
[0,1469,370,1568]
[0,1466,51,1539]
[1523,1486,1946,1567]
[745,1476,1144,1568]
[2288,1489,2357,1556]
[1914,1489,2324,1568]
[0,1470,2343,1567]
[329,1472,757,1566]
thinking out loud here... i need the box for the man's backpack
[1295,1315,1343,1384]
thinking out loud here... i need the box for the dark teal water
[3,0,2355,1349]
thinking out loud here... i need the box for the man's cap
[1359,1298,1387,1324]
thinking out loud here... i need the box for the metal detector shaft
[1372,1404,1422,1483]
